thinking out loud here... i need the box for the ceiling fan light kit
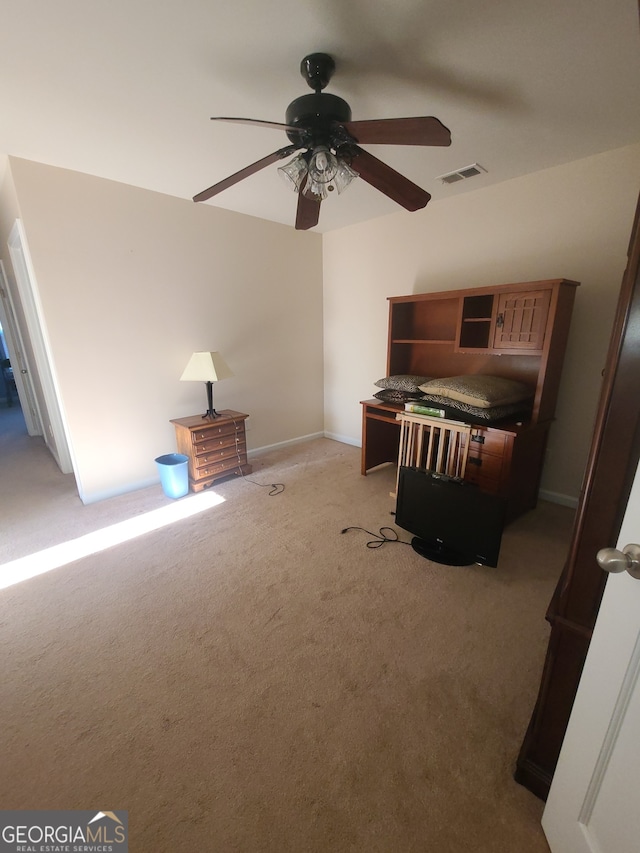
[279,146,359,200]
[194,52,452,230]
[278,152,308,192]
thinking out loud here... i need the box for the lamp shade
[180,352,234,382]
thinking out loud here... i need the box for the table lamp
[180,351,234,418]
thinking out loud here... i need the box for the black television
[395,466,507,567]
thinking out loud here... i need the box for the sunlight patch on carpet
[0,490,226,590]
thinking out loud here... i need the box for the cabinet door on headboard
[493,289,551,351]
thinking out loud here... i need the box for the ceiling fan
[193,53,452,231]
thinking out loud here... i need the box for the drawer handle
[471,435,485,445]
[468,456,482,467]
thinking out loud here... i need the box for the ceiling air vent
[436,163,486,185]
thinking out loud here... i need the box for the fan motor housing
[285,93,352,144]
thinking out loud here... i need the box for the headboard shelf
[387,278,579,424]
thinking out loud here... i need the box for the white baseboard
[80,476,159,505]
[323,431,361,447]
[253,435,581,511]
[248,431,325,458]
[322,438,580,511]
[248,434,581,512]
[538,489,579,509]
[84,433,343,503]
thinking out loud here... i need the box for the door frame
[515,192,640,798]
[0,259,42,435]
[7,220,73,474]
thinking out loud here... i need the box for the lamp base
[202,381,221,419]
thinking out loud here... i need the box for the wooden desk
[361,399,550,521]
[360,399,403,475]
[171,410,252,492]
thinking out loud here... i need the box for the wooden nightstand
[170,410,252,492]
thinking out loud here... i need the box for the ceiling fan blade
[295,180,322,231]
[211,116,303,134]
[350,146,431,211]
[193,146,298,203]
[341,116,451,147]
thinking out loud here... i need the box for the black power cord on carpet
[241,477,285,496]
[341,525,412,549]
[230,418,285,496]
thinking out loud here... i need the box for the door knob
[596,544,640,580]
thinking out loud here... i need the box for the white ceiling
[1,0,639,232]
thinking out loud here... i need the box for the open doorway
[0,290,34,488]
[0,317,28,439]
[3,222,74,478]
[0,262,41,477]
[0,323,17,404]
[0,258,41,436]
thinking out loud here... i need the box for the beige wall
[323,143,640,503]
[0,164,19,237]
[6,157,324,502]
[3,144,639,505]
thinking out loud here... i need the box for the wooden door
[515,193,640,798]
[541,460,640,851]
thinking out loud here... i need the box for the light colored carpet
[0,404,570,851]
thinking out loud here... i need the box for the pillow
[417,393,531,423]
[374,389,426,403]
[418,374,532,409]
[375,374,432,393]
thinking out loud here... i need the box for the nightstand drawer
[191,421,243,444]
[193,442,246,471]
[196,457,247,479]
[194,433,242,455]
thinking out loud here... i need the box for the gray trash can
[155,453,189,498]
